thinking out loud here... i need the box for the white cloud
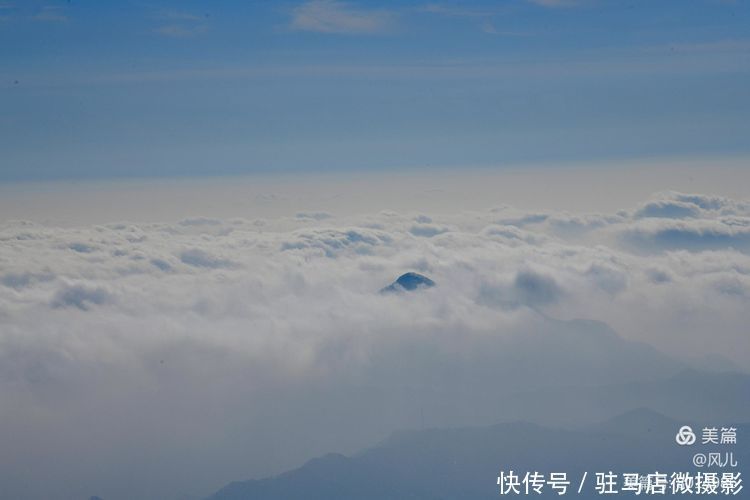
[409,223,451,237]
[295,211,334,221]
[634,199,702,219]
[289,0,394,34]
[619,217,750,253]
[51,283,114,310]
[179,248,236,269]
[1,191,749,499]
[2,190,748,367]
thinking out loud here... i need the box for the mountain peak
[380,272,436,294]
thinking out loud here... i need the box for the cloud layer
[0,190,749,499]
[289,0,393,34]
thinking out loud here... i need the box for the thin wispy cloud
[36,40,745,87]
[290,0,394,35]
[160,9,206,21]
[33,5,68,22]
[481,21,531,36]
[528,0,580,7]
[419,4,526,37]
[151,8,209,38]
[0,3,17,23]
[418,3,497,17]
[154,24,208,38]
[648,38,750,54]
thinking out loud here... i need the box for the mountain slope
[208,409,747,500]
[380,272,436,293]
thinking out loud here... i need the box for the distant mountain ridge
[207,409,749,500]
[200,301,749,500]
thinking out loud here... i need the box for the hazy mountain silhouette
[228,315,747,489]
[201,313,749,500]
[207,409,748,499]
[501,368,750,427]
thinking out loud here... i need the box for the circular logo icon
[676,425,696,446]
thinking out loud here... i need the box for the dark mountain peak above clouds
[380,272,435,294]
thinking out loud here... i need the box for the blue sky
[1,0,749,181]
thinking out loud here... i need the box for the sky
[1,0,750,181]
[2,3,750,500]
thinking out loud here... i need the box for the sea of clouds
[1,190,749,499]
